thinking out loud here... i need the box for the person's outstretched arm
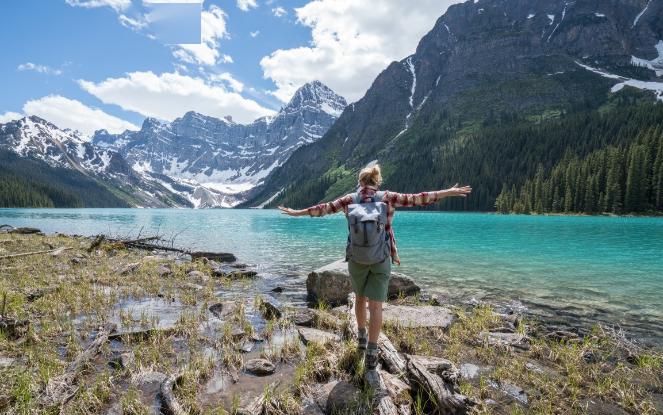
[278,194,354,217]
[383,183,472,207]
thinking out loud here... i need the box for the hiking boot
[364,368,389,400]
[357,333,368,354]
[365,346,378,371]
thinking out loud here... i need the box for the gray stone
[244,358,276,376]
[290,308,317,326]
[117,262,140,276]
[382,304,455,329]
[236,340,254,353]
[156,265,172,277]
[326,381,362,413]
[110,352,135,369]
[388,273,421,299]
[259,297,282,319]
[307,259,420,306]
[297,326,340,345]
[187,270,208,282]
[209,301,238,319]
[460,363,481,380]
[489,380,528,405]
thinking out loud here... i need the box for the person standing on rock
[278,163,471,379]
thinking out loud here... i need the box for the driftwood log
[160,372,187,415]
[405,355,475,415]
[95,234,237,262]
[0,247,71,260]
[41,324,115,408]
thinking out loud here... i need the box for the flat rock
[489,380,528,405]
[297,326,340,345]
[244,358,275,376]
[190,251,236,262]
[131,370,168,385]
[382,304,455,329]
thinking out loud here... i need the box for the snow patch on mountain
[576,61,663,101]
[631,40,663,77]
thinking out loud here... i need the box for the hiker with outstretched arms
[278,164,471,384]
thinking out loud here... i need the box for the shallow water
[1,208,662,343]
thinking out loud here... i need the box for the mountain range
[0,81,346,208]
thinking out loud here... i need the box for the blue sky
[1,0,459,135]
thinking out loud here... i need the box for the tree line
[495,127,663,214]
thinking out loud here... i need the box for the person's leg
[348,260,370,351]
[367,299,383,343]
[363,259,391,372]
[355,295,368,351]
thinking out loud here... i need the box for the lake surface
[2,208,662,344]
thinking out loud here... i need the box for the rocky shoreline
[0,227,661,414]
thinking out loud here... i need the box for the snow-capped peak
[283,80,347,117]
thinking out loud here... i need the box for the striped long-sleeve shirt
[306,185,445,265]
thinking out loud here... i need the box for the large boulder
[306,259,420,306]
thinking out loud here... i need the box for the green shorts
[348,259,391,302]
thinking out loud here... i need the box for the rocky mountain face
[93,81,346,207]
[0,116,189,208]
[243,0,663,209]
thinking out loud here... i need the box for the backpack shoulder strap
[373,191,385,202]
[351,192,362,204]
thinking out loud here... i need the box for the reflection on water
[2,208,663,342]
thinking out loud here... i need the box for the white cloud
[78,71,275,124]
[209,72,244,92]
[172,5,229,66]
[22,95,138,135]
[250,30,260,38]
[261,0,461,102]
[65,0,131,11]
[17,62,62,76]
[272,6,286,17]
[237,0,258,12]
[0,111,23,124]
[118,14,147,30]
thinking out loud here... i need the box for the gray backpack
[345,191,390,265]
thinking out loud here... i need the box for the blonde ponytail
[358,163,382,187]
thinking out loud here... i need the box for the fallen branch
[160,372,187,415]
[41,324,115,408]
[405,355,474,415]
[0,247,71,260]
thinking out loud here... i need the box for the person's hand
[445,183,472,197]
[278,206,304,216]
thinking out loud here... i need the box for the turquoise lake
[1,209,662,344]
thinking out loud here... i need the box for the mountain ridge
[241,0,663,212]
